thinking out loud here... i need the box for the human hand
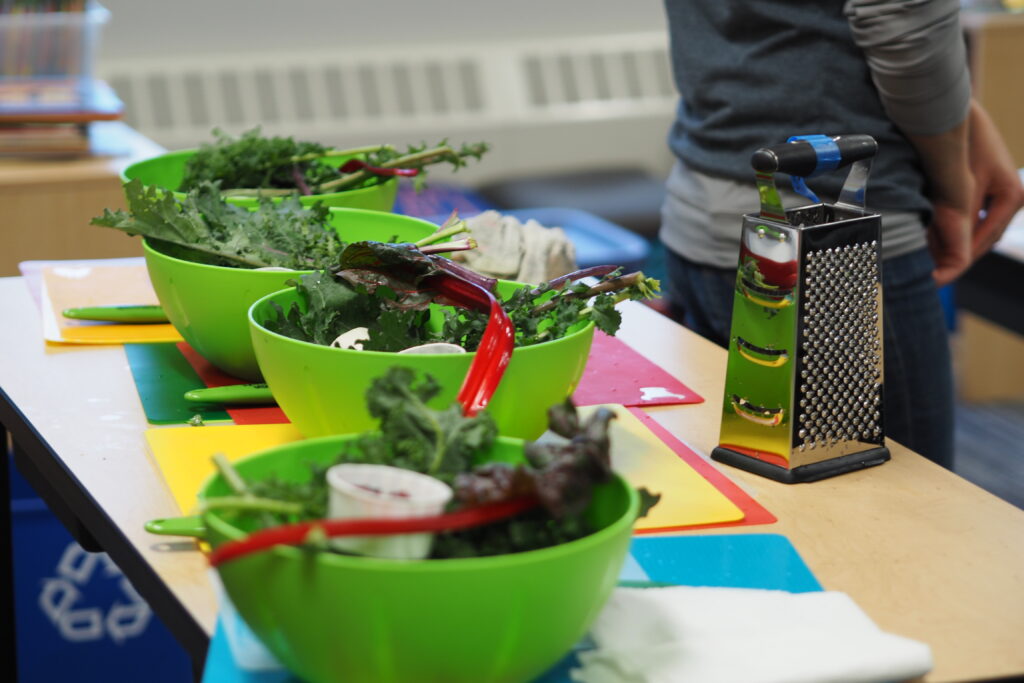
[927,197,973,288]
[966,100,1024,261]
[907,118,975,286]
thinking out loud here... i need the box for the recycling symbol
[37,542,152,644]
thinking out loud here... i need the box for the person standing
[659,0,1024,468]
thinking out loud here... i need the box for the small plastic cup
[398,342,466,354]
[325,464,453,559]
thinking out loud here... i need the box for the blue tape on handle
[789,176,819,204]
[788,134,841,175]
[786,134,841,203]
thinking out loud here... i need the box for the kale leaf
[91,179,345,270]
[262,243,661,353]
[439,269,655,349]
[206,368,659,559]
[261,269,435,349]
[344,367,499,478]
[454,401,615,518]
[179,127,488,195]
[180,128,350,192]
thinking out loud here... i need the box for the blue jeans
[665,247,955,469]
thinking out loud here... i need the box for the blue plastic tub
[500,207,652,273]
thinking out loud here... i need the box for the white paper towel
[570,586,933,683]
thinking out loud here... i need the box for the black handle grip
[751,135,877,177]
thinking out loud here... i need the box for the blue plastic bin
[8,456,192,683]
[398,184,656,283]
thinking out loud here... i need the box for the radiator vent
[99,32,677,182]
[523,48,674,107]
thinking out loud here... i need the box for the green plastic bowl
[121,148,398,212]
[249,285,596,439]
[144,208,437,381]
[166,435,638,683]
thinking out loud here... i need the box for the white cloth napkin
[454,210,577,284]
[570,586,933,683]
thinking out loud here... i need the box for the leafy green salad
[93,162,660,353]
[92,179,348,270]
[265,242,660,351]
[206,367,660,559]
[180,127,488,196]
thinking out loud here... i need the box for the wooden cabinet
[0,122,165,276]
[962,9,1024,166]
[956,10,1024,402]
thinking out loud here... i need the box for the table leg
[0,389,209,674]
[11,442,102,552]
[2,424,19,682]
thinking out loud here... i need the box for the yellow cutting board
[40,264,182,344]
[146,423,303,513]
[587,405,743,530]
[145,406,743,529]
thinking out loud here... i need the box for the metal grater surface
[796,242,884,455]
[713,133,891,482]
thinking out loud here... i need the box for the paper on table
[20,257,146,308]
[995,172,1024,259]
[38,263,182,344]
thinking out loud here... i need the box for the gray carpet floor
[953,399,1024,509]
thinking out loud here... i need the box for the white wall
[94,1,677,186]
[97,0,668,61]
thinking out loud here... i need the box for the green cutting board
[125,342,231,425]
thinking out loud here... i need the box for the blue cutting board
[202,534,820,682]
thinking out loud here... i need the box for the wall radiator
[98,31,678,185]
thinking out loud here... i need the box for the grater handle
[751,135,877,177]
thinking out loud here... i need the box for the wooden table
[1,276,1022,682]
[0,121,165,277]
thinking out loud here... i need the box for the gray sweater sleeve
[844,0,971,135]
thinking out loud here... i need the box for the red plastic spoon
[424,273,515,417]
[207,496,537,567]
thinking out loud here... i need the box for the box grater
[711,134,891,483]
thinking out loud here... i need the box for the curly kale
[180,128,344,192]
[178,127,489,196]
[91,179,346,270]
[205,368,658,559]
[263,246,661,352]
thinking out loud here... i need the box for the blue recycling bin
[8,456,192,683]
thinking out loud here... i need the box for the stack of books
[0,78,123,156]
[0,1,121,157]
